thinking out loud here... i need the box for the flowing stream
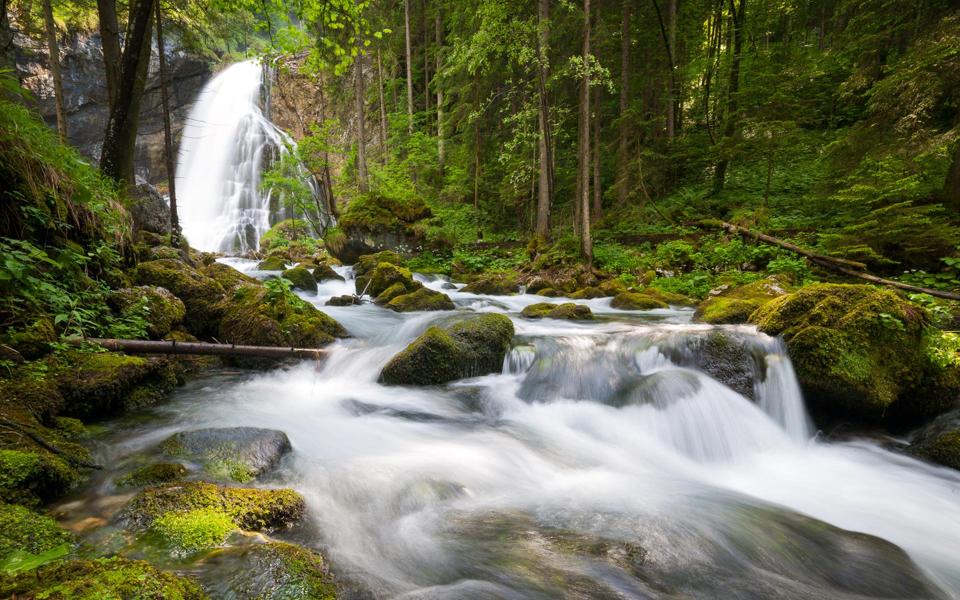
[69,264,960,599]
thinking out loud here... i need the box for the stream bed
[56,261,960,599]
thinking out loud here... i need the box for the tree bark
[592,85,601,220]
[650,0,677,140]
[667,0,677,139]
[435,11,445,177]
[535,0,553,238]
[617,0,630,206]
[354,32,368,193]
[96,0,120,110]
[42,0,67,142]
[99,0,154,186]
[944,139,960,214]
[404,0,414,134]
[376,47,388,161]
[155,0,180,246]
[578,0,593,267]
[421,0,429,114]
[68,338,329,359]
[712,0,746,194]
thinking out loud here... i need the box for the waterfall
[176,59,327,255]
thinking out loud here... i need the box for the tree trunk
[155,0,180,246]
[667,0,677,139]
[435,11,445,177]
[99,0,154,186]
[96,0,120,110]
[945,140,960,214]
[421,0,430,114]
[42,0,67,142]
[650,0,677,140]
[535,0,553,239]
[617,0,630,206]
[578,0,592,267]
[376,48,387,161]
[592,85,601,220]
[0,0,17,79]
[68,338,329,360]
[354,35,368,193]
[712,0,746,194]
[318,70,336,217]
[404,0,414,134]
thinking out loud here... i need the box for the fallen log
[701,220,960,302]
[66,338,327,360]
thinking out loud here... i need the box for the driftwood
[703,220,960,302]
[67,338,327,360]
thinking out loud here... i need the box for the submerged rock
[521,302,593,320]
[385,287,456,312]
[109,286,186,338]
[159,427,292,483]
[116,462,188,488]
[610,292,668,311]
[695,277,790,324]
[751,283,960,423]
[203,541,341,599]
[909,408,960,470]
[282,266,318,293]
[380,314,514,385]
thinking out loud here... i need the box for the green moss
[521,303,594,320]
[257,256,288,271]
[259,219,314,253]
[282,266,318,293]
[338,192,431,233]
[375,282,409,305]
[642,288,695,306]
[3,318,56,360]
[360,262,418,297]
[385,287,455,312]
[0,449,78,506]
[147,246,183,261]
[535,287,562,297]
[116,463,187,488]
[695,278,791,324]
[133,259,226,338]
[353,251,404,291]
[569,287,605,299]
[380,314,514,385]
[461,274,519,295]
[610,293,669,311]
[151,508,236,556]
[598,279,628,297]
[0,503,73,562]
[109,286,186,338]
[220,541,340,600]
[120,482,305,532]
[0,557,208,599]
[55,350,178,418]
[203,262,258,292]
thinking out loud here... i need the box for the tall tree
[592,85,601,220]
[42,0,67,142]
[376,47,387,159]
[99,0,155,186]
[666,0,677,139]
[354,43,368,192]
[713,0,746,193]
[404,0,414,134]
[96,0,120,109]
[617,0,629,205]
[578,0,593,267]
[534,0,553,238]
[435,10,444,176]
[155,0,179,245]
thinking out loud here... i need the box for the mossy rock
[116,463,187,488]
[147,245,184,261]
[643,287,695,306]
[524,276,554,294]
[598,279,628,297]
[2,318,56,360]
[461,274,520,295]
[610,293,668,311]
[326,295,360,307]
[354,250,403,278]
[385,288,455,312]
[380,314,514,385]
[256,256,288,271]
[908,409,960,470]
[695,278,790,324]
[259,219,314,253]
[150,507,236,556]
[118,481,305,532]
[0,557,208,599]
[203,262,258,292]
[535,287,563,297]
[0,502,73,562]
[208,541,340,599]
[133,259,226,338]
[358,262,417,298]
[0,447,80,508]
[55,350,179,418]
[374,281,410,305]
[313,262,344,282]
[569,286,605,300]
[750,284,960,423]
[159,427,291,483]
[282,266,318,293]
[521,303,593,320]
[109,286,186,338]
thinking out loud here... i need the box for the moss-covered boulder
[159,427,291,483]
[0,557,208,599]
[0,503,73,562]
[908,409,960,470]
[313,262,344,283]
[259,219,314,253]
[610,293,668,311]
[54,350,180,417]
[326,295,361,307]
[521,303,593,320]
[358,262,417,298]
[282,266,318,293]
[380,314,514,385]
[353,250,403,282]
[695,278,790,324]
[461,274,520,295]
[134,259,226,338]
[385,287,455,312]
[569,286,605,299]
[643,287,695,306]
[256,256,288,271]
[151,507,237,556]
[751,284,960,423]
[1,318,56,360]
[116,462,187,488]
[119,481,305,532]
[109,286,186,338]
[535,287,563,297]
[206,541,341,599]
[203,262,258,292]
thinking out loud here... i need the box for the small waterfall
[176,59,328,254]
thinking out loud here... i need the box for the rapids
[70,261,960,599]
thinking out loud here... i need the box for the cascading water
[176,59,327,254]
[69,270,960,599]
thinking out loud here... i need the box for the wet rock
[380,314,514,385]
[461,274,520,295]
[0,502,73,562]
[610,292,668,311]
[695,277,790,324]
[521,303,593,320]
[313,262,344,282]
[130,177,170,235]
[203,262,258,292]
[257,256,288,271]
[282,266,318,293]
[133,259,226,338]
[908,408,960,470]
[326,294,361,307]
[569,286,605,299]
[751,283,960,423]
[385,287,455,312]
[359,262,418,298]
[159,427,292,483]
[659,331,766,400]
[116,462,188,488]
[203,541,341,599]
[109,286,186,338]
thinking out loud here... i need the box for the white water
[176,60,323,254]
[95,264,960,598]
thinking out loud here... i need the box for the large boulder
[695,278,790,324]
[357,261,417,298]
[130,177,170,235]
[313,262,344,282]
[610,292,668,311]
[159,427,292,483]
[384,287,455,312]
[281,266,318,293]
[521,303,593,320]
[461,273,520,295]
[751,284,960,423]
[108,286,186,338]
[203,262,258,292]
[201,541,341,599]
[380,314,514,385]
[659,331,767,400]
[908,408,960,470]
[133,259,226,338]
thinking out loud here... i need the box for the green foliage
[263,276,295,303]
[151,508,236,556]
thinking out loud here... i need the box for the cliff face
[15,31,210,186]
